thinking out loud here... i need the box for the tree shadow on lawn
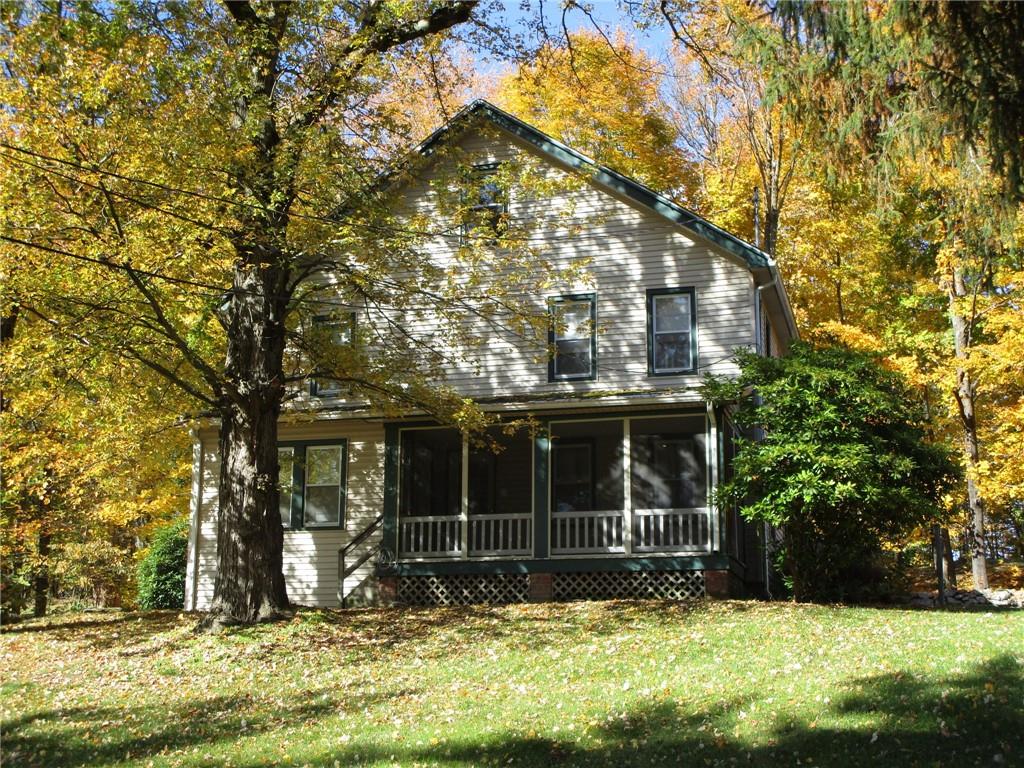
[5,650,1020,768]
[2,681,423,768]
[276,654,1023,768]
[0,611,185,649]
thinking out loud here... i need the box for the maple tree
[757,0,1024,587]
[493,30,698,202]
[662,0,805,256]
[0,1,588,626]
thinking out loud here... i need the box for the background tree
[493,29,698,202]
[708,342,960,602]
[662,0,804,256]
[774,0,1024,203]
[765,0,1024,587]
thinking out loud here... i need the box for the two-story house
[183,100,798,610]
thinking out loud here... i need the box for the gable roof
[414,99,773,270]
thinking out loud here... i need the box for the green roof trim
[415,99,772,270]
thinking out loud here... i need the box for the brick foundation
[378,575,398,605]
[704,569,731,599]
[528,572,553,602]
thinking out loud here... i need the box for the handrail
[340,514,384,561]
[338,514,384,607]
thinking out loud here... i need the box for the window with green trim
[278,447,296,528]
[278,440,348,529]
[549,294,596,381]
[647,287,696,375]
[460,163,508,242]
[310,313,355,397]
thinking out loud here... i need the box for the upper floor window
[310,312,355,397]
[549,294,596,381]
[461,163,508,241]
[647,287,696,375]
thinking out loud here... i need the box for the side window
[461,163,508,242]
[278,447,296,528]
[549,294,596,381]
[303,444,346,527]
[310,312,355,397]
[647,288,696,375]
[277,441,347,529]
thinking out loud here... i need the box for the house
[183,100,798,610]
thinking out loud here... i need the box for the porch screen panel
[398,429,462,557]
[550,420,624,553]
[399,429,462,517]
[630,415,709,551]
[467,426,533,555]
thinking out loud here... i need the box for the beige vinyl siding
[187,419,386,610]
[297,129,755,409]
[388,130,755,401]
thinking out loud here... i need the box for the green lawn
[2,601,1021,767]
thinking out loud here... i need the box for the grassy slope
[2,601,1022,768]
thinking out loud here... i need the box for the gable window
[647,288,696,375]
[549,294,596,381]
[310,312,355,397]
[278,440,348,529]
[461,163,508,241]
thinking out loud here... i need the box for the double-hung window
[549,294,596,381]
[461,163,508,242]
[278,441,347,529]
[310,312,355,397]
[647,288,696,375]
[278,447,296,528]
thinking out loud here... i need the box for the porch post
[382,424,400,561]
[460,437,469,559]
[533,428,549,559]
[622,417,632,556]
[707,403,721,553]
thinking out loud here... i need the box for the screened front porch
[393,411,718,562]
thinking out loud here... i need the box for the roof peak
[416,99,773,270]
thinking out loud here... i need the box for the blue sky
[472,1,677,78]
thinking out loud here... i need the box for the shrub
[707,342,960,602]
[136,518,188,610]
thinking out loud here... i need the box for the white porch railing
[400,515,461,558]
[399,508,711,559]
[633,508,711,552]
[468,513,532,556]
[551,510,625,554]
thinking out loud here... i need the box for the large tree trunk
[948,267,988,590]
[941,527,957,590]
[206,260,291,625]
[197,0,477,627]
